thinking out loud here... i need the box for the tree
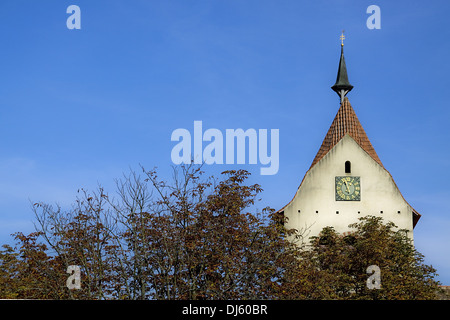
[105,166,304,299]
[0,166,442,300]
[297,216,442,300]
[0,232,69,299]
[21,166,306,299]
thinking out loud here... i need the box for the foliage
[296,216,442,300]
[0,166,442,299]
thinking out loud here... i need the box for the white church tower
[278,34,421,242]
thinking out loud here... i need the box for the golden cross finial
[340,30,345,46]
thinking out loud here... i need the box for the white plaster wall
[284,135,414,243]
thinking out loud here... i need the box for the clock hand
[343,180,350,193]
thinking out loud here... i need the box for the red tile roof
[310,97,383,169]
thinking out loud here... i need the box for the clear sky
[1,0,450,284]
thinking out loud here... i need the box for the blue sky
[1,0,450,284]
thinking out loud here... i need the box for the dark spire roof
[331,44,353,100]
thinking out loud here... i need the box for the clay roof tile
[310,97,383,169]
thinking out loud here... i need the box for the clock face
[335,176,361,201]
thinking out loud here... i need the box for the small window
[298,209,301,213]
[336,211,339,214]
[358,211,361,214]
[345,161,351,173]
[397,210,401,214]
[380,211,383,214]
[316,210,319,214]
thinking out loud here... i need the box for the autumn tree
[0,231,71,299]
[21,166,305,299]
[289,216,442,300]
[104,166,304,299]
[33,187,119,299]
[0,166,442,300]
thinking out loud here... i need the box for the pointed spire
[309,97,382,169]
[331,31,353,103]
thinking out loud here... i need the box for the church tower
[279,34,421,242]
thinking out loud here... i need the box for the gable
[310,97,383,169]
[279,134,421,228]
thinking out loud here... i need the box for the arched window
[345,161,351,173]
